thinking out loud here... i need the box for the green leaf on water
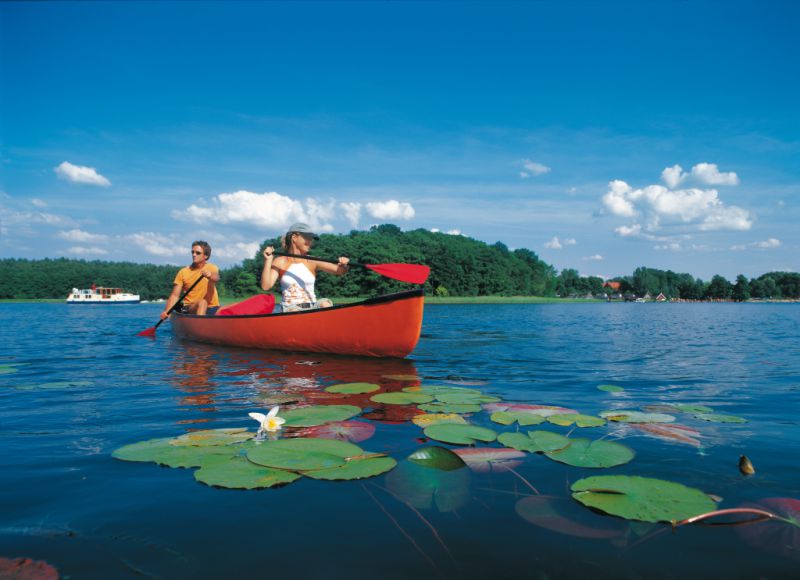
[498,430,570,453]
[281,404,361,427]
[246,437,362,471]
[418,402,482,414]
[325,382,380,394]
[171,428,253,447]
[600,410,675,423]
[412,413,468,428]
[194,456,301,489]
[571,475,717,523]
[597,384,624,393]
[423,424,497,445]
[674,404,714,413]
[490,411,546,426]
[407,446,466,470]
[303,456,397,480]
[433,393,502,405]
[370,392,434,405]
[693,413,747,423]
[403,385,482,396]
[545,438,634,468]
[113,437,238,468]
[547,414,607,428]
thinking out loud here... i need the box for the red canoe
[171,289,425,358]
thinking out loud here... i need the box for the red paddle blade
[137,327,157,337]
[366,263,430,284]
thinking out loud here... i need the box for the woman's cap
[288,222,319,240]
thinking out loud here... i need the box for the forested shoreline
[1,225,798,300]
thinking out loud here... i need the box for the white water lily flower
[249,406,286,435]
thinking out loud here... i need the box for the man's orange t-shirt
[174,264,220,307]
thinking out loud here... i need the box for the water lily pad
[171,427,253,447]
[545,438,634,468]
[571,475,717,523]
[600,410,675,423]
[547,414,606,428]
[113,437,238,468]
[453,448,525,473]
[325,382,380,394]
[484,403,578,417]
[418,402,482,414]
[194,456,301,489]
[434,393,501,405]
[407,446,466,470]
[281,404,361,427]
[304,456,397,480]
[498,431,570,453]
[294,420,376,443]
[516,495,624,539]
[423,424,497,445]
[490,411,546,426]
[256,393,305,406]
[386,450,471,512]
[641,404,680,413]
[630,423,702,447]
[0,363,26,375]
[403,385,482,397]
[247,437,362,471]
[412,413,468,428]
[370,392,434,405]
[693,413,747,423]
[597,384,624,393]
[737,497,800,562]
[674,404,714,413]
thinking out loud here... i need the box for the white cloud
[582,254,604,261]
[447,229,462,236]
[754,238,781,248]
[691,163,739,186]
[340,202,362,228]
[615,224,642,237]
[66,246,109,256]
[603,173,752,234]
[126,232,183,257]
[365,200,415,220]
[54,161,111,186]
[58,229,109,243]
[31,198,47,208]
[661,165,686,189]
[564,238,576,246]
[173,190,323,230]
[544,236,562,249]
[519,159,551,178]
[654,243,683,251]
[213,241,261,262]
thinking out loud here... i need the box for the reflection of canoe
[171,290,424,358]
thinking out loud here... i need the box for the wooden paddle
[273,252,430,284]
[137,273,205,337]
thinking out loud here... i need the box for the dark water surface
[1,302,799,578]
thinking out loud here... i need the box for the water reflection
[170,345,221,421]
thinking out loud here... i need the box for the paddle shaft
[150,273,206,331]
[273,251,363,268]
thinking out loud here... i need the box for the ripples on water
[1,302,799,578]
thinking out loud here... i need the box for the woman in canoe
[260,222,350,312]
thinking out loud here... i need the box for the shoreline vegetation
[2,224,799,302]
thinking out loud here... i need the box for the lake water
[1,302,799,578]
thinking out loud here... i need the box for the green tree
[731,274,750,302]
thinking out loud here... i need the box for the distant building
[655,292,667,302]
[604,281,622,291]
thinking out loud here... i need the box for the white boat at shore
[67,286,140,304]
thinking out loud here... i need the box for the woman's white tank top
[280,262,317,305]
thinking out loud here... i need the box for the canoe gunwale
[172,288,424,321]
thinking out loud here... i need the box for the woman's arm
[260,247,282,290]
[314,256,350,277]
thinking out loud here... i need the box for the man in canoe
[161,241,220,319]
[260,223,350,312]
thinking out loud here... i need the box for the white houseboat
[67,286,141,304]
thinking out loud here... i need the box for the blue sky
[2,0,798,280]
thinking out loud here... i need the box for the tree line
[1,225,798,300]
